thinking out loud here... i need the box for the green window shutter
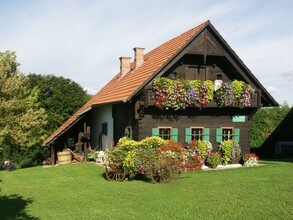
[152,128,159,136]
[185,128,191,142]
[216,128,222,142]
[234,128,240,142]
[171,128,178,142]
[203,128,210,142]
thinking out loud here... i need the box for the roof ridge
[156,20,209,48]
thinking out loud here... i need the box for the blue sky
[0,0,292,105]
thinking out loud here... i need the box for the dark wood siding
[113,103,134,143]
[138,107,254,155]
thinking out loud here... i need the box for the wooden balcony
[143,89,261,108]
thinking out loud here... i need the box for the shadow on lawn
[0,194,40,220]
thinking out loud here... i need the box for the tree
[27,74,91,135]
[250,103,291,154]
[0,51,48,165]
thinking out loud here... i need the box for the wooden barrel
[57,151,72,165]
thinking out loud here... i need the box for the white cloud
[266,86,279,94]
[0,0,292,105]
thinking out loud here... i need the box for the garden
[102,136,260,183]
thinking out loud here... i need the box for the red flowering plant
[183,140,204,171]
[242,153,259,167]
[153,77,172,109]
[155,141,185,173]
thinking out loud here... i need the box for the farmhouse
[44,20,277,165]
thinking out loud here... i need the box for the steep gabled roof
[44,20,278,145]
[44,20,209,145]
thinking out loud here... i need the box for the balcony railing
[144,88,260,108]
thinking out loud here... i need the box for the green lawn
[0,160,292,220]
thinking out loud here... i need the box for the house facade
[44,20,277,164]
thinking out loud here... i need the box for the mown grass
[0,160,292,220]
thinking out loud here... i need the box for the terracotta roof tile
[44,20,209,145]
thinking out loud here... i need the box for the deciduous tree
[0,51,47,160]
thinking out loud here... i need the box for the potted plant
[242,153,259,167]
[206,152,222,168]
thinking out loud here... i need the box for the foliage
[88,151,105,163]
[206,152,222,167]
[231,80,245,100]
[197,140,213,159]
[242,153,259,167]
[0,50,91,167]
[27,73,91,135]
[0,51,48,167]
[183,142,204,171]
[185,140,212,160]
[105,137,185,180]
[219,140,241,165]
[153,77,254,110]
[156,141,184,170]
[214,82,235,107]
[139,136,168,149]
[250,104,291,150]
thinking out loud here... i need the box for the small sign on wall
[232,115,246,122]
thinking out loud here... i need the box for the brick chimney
[133,47,145,69]
[119,56,131,78]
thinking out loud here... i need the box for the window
[222,128,233,141]
[216,127,240,142]
[185,127,210,142]
[191,127,204,141]
[152,127,178,142]
[159,127,172,140]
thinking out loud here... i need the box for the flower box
[144,88,259,108]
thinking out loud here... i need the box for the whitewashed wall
[90,104,113,150]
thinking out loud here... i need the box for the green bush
[250,104,291,157]
[219,140,241,165]
[206,152,222,167]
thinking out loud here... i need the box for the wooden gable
[135,23,277,107]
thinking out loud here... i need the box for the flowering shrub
[156,141,185,170]
[219,140,241,165]
[206,152,222,168]
[185,140,212,160]
[242,153,259,167]
[183,151,203,171]
[197,140,213,159]
[153,78,254,110]
[104,137,186,180]
[139,136,168,149]
[184,140,205,171]
[117,137,138,150]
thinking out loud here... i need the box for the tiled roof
[44,20,209,145]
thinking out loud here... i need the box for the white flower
[214,80,223,91]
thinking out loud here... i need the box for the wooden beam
[50,144,55,165]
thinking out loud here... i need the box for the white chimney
[133,47,145,69]
[119,56,131,78]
